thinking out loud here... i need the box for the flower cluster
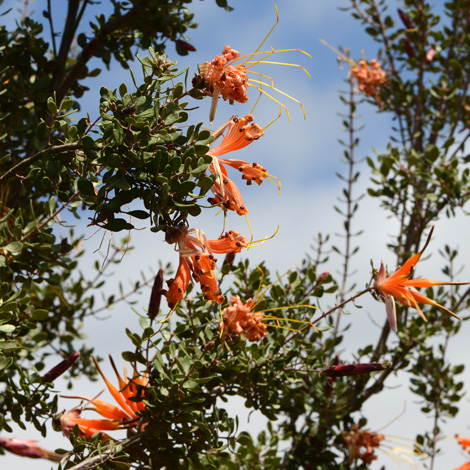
[197,5,309,123]
[201,45,249,106]
[343,424,384,465]
[220,295,267,342]
[164,225,249,308]
[350,59,386,101]
[56,356,147,440]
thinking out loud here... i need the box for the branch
[52,0,80,93]
[65,433,143,470]
[282,287,373,347]
[55,6,141,103]
[46,0,57,58]
[0,143,84,185]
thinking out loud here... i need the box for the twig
[282,287,373,347]
[65,433,143,470]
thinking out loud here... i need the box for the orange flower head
[220,267,316,343]
[350,59,386,103]
[374,226,470,331]
[198,6,310,123]
[57,356,147,440]
[221,295,267,342]
[343,425,384,465]
[201,45,249,106]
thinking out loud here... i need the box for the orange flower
[374,226,470,331]
[350,59,386,102]
[199,6,310,123]
[207,114,280,215]
[221,295,267,342]
[455,463,470,470]
[220,268,316,343]
[343,425,384,465]
[165,225,250,308]
[57,356,147,440]
[457,435,470,451]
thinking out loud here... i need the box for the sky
[2,0,470,469]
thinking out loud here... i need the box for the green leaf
[127,210,150,220]
[32,309,49,321]
[103,218,134,232]
[60,97,74,111]
[1,241,22,254]
[81,135,95,149]
[77,179,95,197]
[47,96,57,115]
[0,324,15,333]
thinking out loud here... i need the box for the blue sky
[2,1,470,469]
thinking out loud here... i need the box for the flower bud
[41,352,80,384]
[322,362,390,377]
[403,36,415,58]
[0,437,61,462]
[148,268,164,320]
[175,39,196,52]
[397,8,415,29]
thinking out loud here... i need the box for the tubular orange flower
[57,356,147,440]
[198,6,310,123]
[207,230,248,254]
[457,435,470,450]
[455,463,470,470]
[207,114,280,216]
[373,226,470,331]
[164,225,252,308]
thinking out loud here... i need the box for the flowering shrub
[1,1,470,470]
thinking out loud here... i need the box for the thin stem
[335,79,360,335]
[65,433,143,470]
[282,287,373,347]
